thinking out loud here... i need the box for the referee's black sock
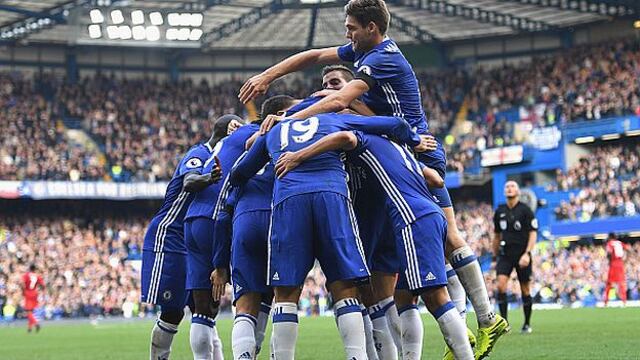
[497,292,508,321]
[522,295,532,326]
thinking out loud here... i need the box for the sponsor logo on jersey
[514,220,521,231]
[235,283,243,293]
[272,272,280,281]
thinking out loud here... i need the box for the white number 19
[280,117,319,150]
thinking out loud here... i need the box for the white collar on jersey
[205,142,214,152]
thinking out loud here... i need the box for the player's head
[260,95,297,122]
[212,114,242,143]
[322,65,354,91]
[344,0,390,51]
[504,180,520,199]
[29,264,36,272]
[608,232,617,241]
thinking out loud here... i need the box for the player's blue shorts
[232,210,271,303]
[184,217,215,290]
[356,199,401,274]
[141,250,189,308]
[268,192,370,287]
[394,212,448,293]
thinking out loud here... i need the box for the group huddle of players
[139,1,510,359]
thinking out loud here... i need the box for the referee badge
[514,220,521,231]
[500,220,507,230]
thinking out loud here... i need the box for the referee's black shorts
[496,254,532,283]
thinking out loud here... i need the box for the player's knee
[159,307,185,325]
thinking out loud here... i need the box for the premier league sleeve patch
[185,157,203,169]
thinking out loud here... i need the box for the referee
[493,180,538,334]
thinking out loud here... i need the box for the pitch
[1,307,637,359]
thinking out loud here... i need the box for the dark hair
[322,65,354,81]
[344,0,390,35]
[213,114,242,138]
[260,95,296,122]
[29,264,36,272]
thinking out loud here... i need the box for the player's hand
[414,134,438,153]
[227,119,242,135]
[239,73,271,103]
[275,151,302,178]
[210,268,229,302]
[311,89,337,98]
[260,114,284,134]
[519,253,531,268]
[210,156,223,184]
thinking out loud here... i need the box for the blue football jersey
[232,162,275,219]
[143,143,213,254]
[185,124,258,220]
[338,38,428,134]
[348,133,443,232]
[286,96,322,117]
[230,113,421,206]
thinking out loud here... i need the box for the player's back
[144,143,212,254]
[341,38,427,133]
[349,133,441,231]
[233,162,274,218]
[22,272,42,297]
[186,124,258,220]
[607,240,627,263]
[266,115,350,205]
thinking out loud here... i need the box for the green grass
[1,307,638,359]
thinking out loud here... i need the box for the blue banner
[0,181,167,200]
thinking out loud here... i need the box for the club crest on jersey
[500,220,507,230]
[185,157,203,169]
[514,220,521,231]
[163,290,172,300]
[358,65,372,76]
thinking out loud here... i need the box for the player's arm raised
[285,80,369,121]
[239,47,341,103]
[275,131,357,178]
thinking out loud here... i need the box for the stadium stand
[553,141,640,221]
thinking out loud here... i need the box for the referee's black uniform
[493,200,538,331]
[493,201,537,282]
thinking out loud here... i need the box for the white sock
[212,325,224,360]
[379,297,402,352]
[446,263,467,320]
[150,319,178,360]
[255,303,271,355]
[451,246,496,327]
[368,303,398,360]
[272,302,298,360]
[398,305,423,360]
[334,298,367,360]
[361,305,379,360]
[433,302,474,360]
[190,314,215,360]
[233,314,256,360]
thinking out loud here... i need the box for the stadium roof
[0,0,634,48]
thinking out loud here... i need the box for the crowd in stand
[448,37,640,171]
[0,215,145,319]
[553,141,640,221]
[0,73,107,181]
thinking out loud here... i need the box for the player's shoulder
[495,204,508,212]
